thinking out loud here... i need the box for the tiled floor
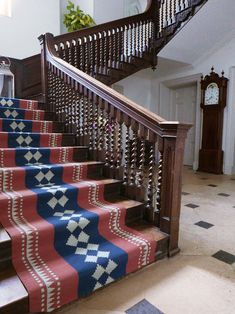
[57,168,235,314]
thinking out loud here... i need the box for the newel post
[38,34,48,107]
[159,123,191,256]
[148,0,160,70]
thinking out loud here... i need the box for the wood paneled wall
[9,54,42,100]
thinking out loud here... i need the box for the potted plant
[63,1,95,32]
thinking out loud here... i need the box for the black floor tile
[195,221,214,229]
[185,203,199,209]
[208,184,217,187]
[218,193,230,197]
[212,250,235,265]
[126,299,164,314]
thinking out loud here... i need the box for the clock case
[198,68,228,174]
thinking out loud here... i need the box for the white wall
[0,0,60,59]
[117,69,154,111]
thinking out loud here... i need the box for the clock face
[205,83,219,105]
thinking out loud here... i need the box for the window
[0,0,12,17]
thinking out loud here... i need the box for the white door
[171,84,197,166]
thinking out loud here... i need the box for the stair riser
[0,119,64,134]
[0,98,38,110]
[0,108,56,121]
[0,147,88,167]
[0,133,76,148]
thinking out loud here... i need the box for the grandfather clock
[198,68,228,174]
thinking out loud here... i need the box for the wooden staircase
[0,0,209,313]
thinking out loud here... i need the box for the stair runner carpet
[0,97,156,313]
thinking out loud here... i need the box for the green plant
[63,1,95,32]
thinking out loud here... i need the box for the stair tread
[1,160,104,170]
[0,267,27,308]
[0,117,54,123]
[0,131,74,136]
[105,196,143,208]
[128,221,169,242]
[0,146,88,151]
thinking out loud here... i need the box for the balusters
[109,118,116,170]
[97,100,105,161]
[88,91,94,151]
[116,112,123,173]
[79,95,85,138]
[137,138,146,188]
[104,106,111,167]
[156,147,163,214]
[123,122,131,185]
[92,95,99,153]
[130,127,138,186]
[73,40,78,68]
[146,141,155,218]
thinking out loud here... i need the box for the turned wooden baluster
[108,30,112,68]
[104,103,111,167]
[112,29,117,68]
[92,95,99,154]
[116,111,123,178]
[130,125,138,186]
[109,107,117,174]
[137,126,147,201]
[99,32,104,72]
[73,40,78,68]
[83,92,89,144]
[98,100,105,158]
[125,24,129,62]
[123,120,131,185]
[155,138,163,226]
[146,135,156,222]
[93,34,98,75]
[130,24,134,58]
[168,0,172,25]
[88,91,94,151]
[120,26,124,62]
[116,27,121,66]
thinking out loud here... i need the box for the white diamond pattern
[16,135,33,146]
[35,170,54,186]
[4,109,19,118]
[47,195,69,209]
[24,150,42,163]
[65,213,111,264]
[0,99,13,106]
[92,260,117,290]
[10,121,25,131]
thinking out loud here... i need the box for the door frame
[160,74,202,170]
